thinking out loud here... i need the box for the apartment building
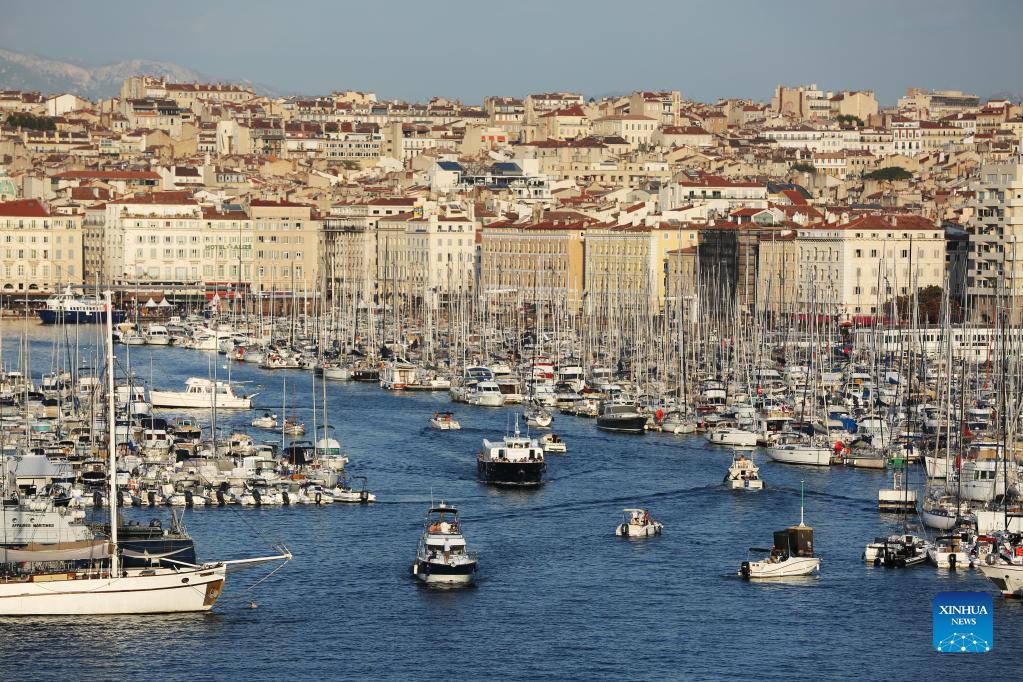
[584,223,697,310]
[249,199,319,293]
[479,221,587,308]
[967,156,1023,322]
[0,199,82,293]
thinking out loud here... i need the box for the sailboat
[0,294,291,616]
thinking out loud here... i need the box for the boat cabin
[773,525,815,559]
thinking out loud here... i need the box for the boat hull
[0,565,226,615]
[978,563,1023,597]
[150,392,252,409]
[412,560,477,585]
[740,556,820,579]
[477,459,546,486]
[765,446,831,466]
[596,415,647,433]
[38,309,127,325]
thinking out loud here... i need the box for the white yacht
[469,381,506,407]
[478,422,546,486]
[151,377,254,409]
[412,502,478,586]
[615,508,663,538]
[539,433,567,453]
[765,433,832,466]
[145,324,171,345]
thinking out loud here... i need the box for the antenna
[800,479,805,526]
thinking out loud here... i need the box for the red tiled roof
[0,198,48,218]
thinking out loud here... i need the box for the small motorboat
[927,533,971,570]
[724,451,764,490]
[251,412,278,430]
[740,485,820,579]
[283,417,306,436]
[331,475,376,504]
[430,411,461,430]
[863,533,930,568]
[740,524,820,579]
[615,508,663,538]
[412,502,478,586]
[539,433,567,454]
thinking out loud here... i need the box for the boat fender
[185,490,194,508]
[216,489,226,506]
[282,491,290,506]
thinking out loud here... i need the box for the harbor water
[2,325,1021,680]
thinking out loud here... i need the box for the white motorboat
[412,502,478,586]
[707,426,758,448]
[145,324,171,345]
[927,534,971,570]
[252,412,279,429]
[661,411,698,435]
[322,365,352,381]
[151,377,254,409]
[615,508,663,538]
[469,381,506,407]
[740,486,820,579]
[724,451,764,490]
[283,417,306,436]
[331,475,376,504]
[430,411,461,430]
[539,433,567,453]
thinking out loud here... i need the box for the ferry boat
[477,422,546,486]
[412,502,478,586]
[37,287,126,325]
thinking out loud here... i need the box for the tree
[2,113,56,131]
[836,114,865,128]
[864,166,912,182]
[888,285,962,323]
[792,162,816,174]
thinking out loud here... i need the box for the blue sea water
[1,325,1021,681]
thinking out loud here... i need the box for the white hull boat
[765,444,831,466]
[151,377,253,410]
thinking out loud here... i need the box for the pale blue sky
[1,0,1019,103]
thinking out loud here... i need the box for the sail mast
[105,290,119,576]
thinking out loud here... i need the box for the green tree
[864,166,912,182]
[792,162,816,174]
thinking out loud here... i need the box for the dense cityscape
[1,1,1022,675]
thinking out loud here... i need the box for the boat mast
[105,290,119,576]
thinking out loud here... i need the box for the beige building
[479,221,587,308]
[249,199,319,293]
[0,198,82,293]
[584,223,698,311]
[788,214,946,319]
[591,114,657,147]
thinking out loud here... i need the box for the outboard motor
[184,490,194,508]
[147,490,156,507]
[216,489,226,506]
[93,490,103,509]
[282,490,290,506]
[252,488,262,506]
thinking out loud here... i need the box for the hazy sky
[1,0,1019,103]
